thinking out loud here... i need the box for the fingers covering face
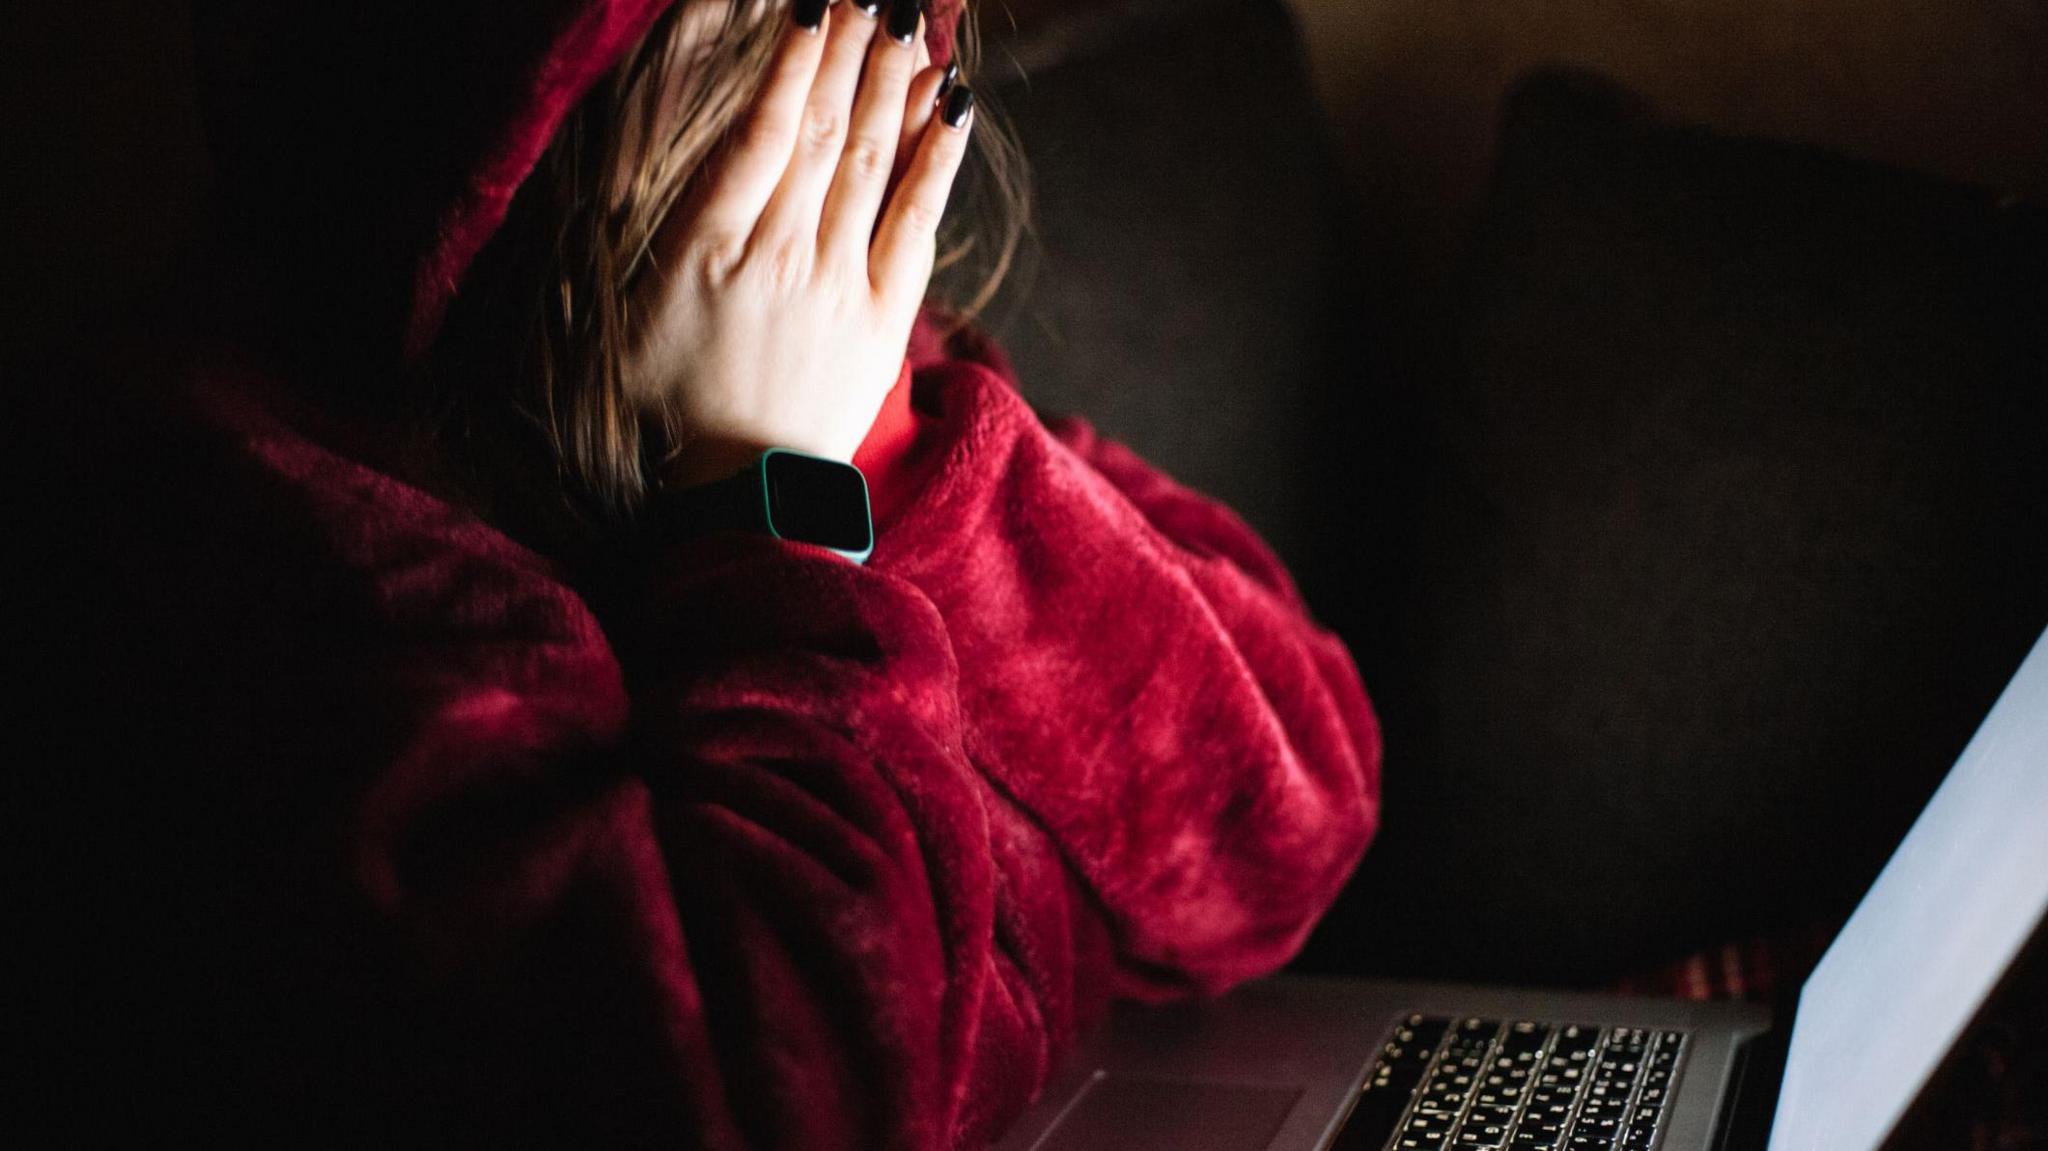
[892,54,946,196]
[657,0,968,308]
[753,2,886,252]
[871,78,973,305]
[817,8,927,263]
[678,14,829,248]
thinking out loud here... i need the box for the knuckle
[843,137,892,183]
[800,104,845,150]
[692,233,748,286]
[763,239,811,292]
[896,196,943,235]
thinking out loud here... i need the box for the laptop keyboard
[1327,1016,1688,1151]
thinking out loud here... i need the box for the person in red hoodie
[31,0,1380,1145]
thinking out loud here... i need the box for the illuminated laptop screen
[1769,627,2048,1150]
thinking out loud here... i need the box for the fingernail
[935,61,959,105]
[885,0,920,45]
[851,0,882,18]
[941,84,975,130]
[793,0,828,31]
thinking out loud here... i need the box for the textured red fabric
[852,357,925,525]
[40,0,1382,1145]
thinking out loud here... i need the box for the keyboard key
[1574,1110,1624,1133]
[1577,1105,1623,1128]
[1385,1058,1431,1081]
[1456,1120,1514,1148]
[1590,1071,1636,1093]
[1475,1088,1526,1109]
[1330,1088,1405,1150]
[1395,1017,1443,1039]
[1406,1020,1452,1050]
[1406,1110,1456,1136]
[1505,1021,1551,1045]
[1352,1018,1687,1151]
[1552,1026,1601,1055]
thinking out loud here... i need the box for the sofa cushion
[958,0,1375,575]
[1303,67,2048,986]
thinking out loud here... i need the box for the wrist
[658,436,775,491]
[648,446,875,565]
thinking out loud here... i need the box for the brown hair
[425,0,1029,560]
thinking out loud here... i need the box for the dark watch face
[762,450,873,554]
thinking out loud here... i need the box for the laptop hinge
[1710,1022,1789,1151]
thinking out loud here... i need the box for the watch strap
[651,449,873,564]
[655,458,769,538]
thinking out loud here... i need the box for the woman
[39,0,1381,1144]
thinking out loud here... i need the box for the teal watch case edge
[756,447,875,565]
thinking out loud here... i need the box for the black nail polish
[885,0,920,45]
[941,84,974,130]
[935,61,959,105]
[793,0,828,32]
[851,0,882,18]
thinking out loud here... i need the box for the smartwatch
[655,447,874,565]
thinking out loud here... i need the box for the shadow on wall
[4,2,212,374]
[9,0,2047,994]
[1295,67,2048,987]
[1284,0,2048,302]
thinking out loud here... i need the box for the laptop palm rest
[1033,1073,1303,1151]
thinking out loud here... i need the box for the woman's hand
[626,0,975,489]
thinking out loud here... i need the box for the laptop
[992,626,2048,1151]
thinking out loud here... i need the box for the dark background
[8,0,2046,992]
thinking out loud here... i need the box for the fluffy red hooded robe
[27,0,1381,1145]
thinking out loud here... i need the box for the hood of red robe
[189,0,964,374]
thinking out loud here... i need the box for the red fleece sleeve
[65,367,1115,1149]
[851,357,924,525]
[69,340,1376,1146]
[872,355,1383,1003]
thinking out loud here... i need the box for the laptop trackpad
[1036,1073,1304,1151]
